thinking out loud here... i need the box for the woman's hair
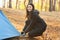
[26,3,35,18]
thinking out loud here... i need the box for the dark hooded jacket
[23,10,47,34]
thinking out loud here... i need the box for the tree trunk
[53,0,56,11]
[29,0,33,4]
[16,0,18,9]
[59,0,60,11]
[24,0,26,8]
[49,0,53,11]
[3,0,5,8]
[41,0,43,11]
[9,0,12,8]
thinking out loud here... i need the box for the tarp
[0,10,20,39]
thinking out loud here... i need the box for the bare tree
[41,0,44,11]
[49,0,56,11]
[17,0,21,9]
[59,0,60,11]
[9,0,12,8]
[24,0,26,8]
[49,0,53,11]
[29,0,33,4]
[53,0,56,11]
[3,0,5,8]
[16,0,18,9]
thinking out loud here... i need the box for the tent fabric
[0,10,20,39]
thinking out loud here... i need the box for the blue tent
[0,10,20,40]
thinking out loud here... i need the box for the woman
[21,3,47,37]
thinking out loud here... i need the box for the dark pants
[28,28,43,37]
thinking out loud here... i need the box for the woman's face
[27,5,33,12]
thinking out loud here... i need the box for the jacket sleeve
[23,22,27,31]
[23,20,29,31]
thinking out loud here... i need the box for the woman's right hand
[21,31,24,34]
[21,31,26,36]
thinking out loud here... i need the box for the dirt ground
[1,8,60,40]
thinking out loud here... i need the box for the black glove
[21,31,26,36]
[21,32,24,34]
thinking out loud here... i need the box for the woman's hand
[21,31,26,36]
[21,31,24,34]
